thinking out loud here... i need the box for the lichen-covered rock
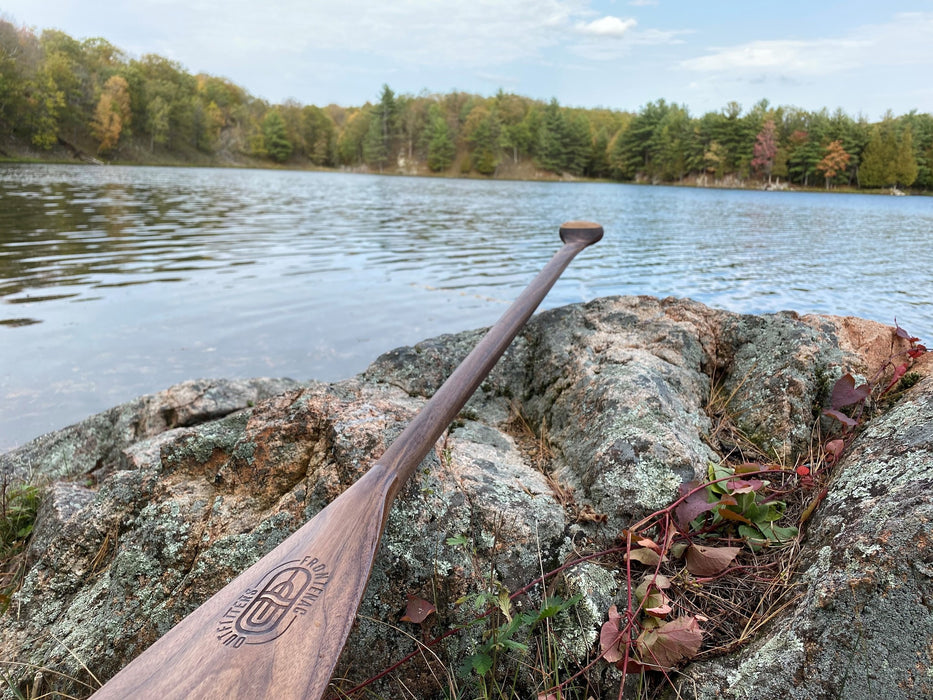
[0,296,925,700]
[1,377,302,483]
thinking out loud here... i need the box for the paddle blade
[91,466,394,699]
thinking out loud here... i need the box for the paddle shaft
[90,221,602,699]
[380,222,603,505]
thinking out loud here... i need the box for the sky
[3,0,932,120]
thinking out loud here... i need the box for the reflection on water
[1,164,932,450]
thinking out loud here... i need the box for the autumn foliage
[1,19,932,190]
[816,140,851,189]
[90,75,131,154]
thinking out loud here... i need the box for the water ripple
[1,164,932,449]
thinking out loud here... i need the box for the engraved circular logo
[216,556,330,648]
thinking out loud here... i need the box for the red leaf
[636,616,703,670]
[908,345,927,358]
[894,321,919,343]
[644,591,673,618]
[795,465,810,477]
[685,544,741,576]
[674,482,716,528]
[600,605,626,663]
[823,408,857,428]
[726,478,764,494]
[400,595,436,623]
[882,364,908,394]
[636,537,662,553]
[824,438,845,463]
[830,373,871,409]
[616,656,652,673]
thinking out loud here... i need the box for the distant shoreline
[1,146,921,198]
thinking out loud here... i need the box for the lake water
[1,164,931,451]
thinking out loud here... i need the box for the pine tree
[535,99,568,174]
[859,125,893,188]
[894,124,918,187]
[563,113,592,176]
[363,85,397,171]
[426,104,454,172]
[261,110,292,162]
[362,116,388,170]
[466,108,500,175]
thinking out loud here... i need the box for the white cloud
[628,27,692,45]
[575,16,637,38]
[629,0,658,5]
[568,18,687,61]
[681,38,867,75]
[144,0,598,69]
[681,11,933,77]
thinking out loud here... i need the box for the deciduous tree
[816,140,850,189]
[751,119,777,182]
[145,95,170,150]
[90,74,131,154]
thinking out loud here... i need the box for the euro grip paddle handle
[560,220,605,246]
[90,221,603,700]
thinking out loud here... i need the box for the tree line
[2,20,931,190]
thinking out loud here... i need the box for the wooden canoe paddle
[90,221,603,699]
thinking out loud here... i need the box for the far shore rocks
[1,295,930,699]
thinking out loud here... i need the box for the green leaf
[446,533,470,547]
[738,524,767,550]
[463,651,493,677]
[768,524,799,542]
[706,462,734,494]
[499,638,529,652]
[536,594,581,621]
[473,593,490,611]
[497,589,513,621]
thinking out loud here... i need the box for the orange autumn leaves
[90,75,131,155]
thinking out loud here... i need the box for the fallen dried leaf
[400,595,436,624]
[685,544,741,577]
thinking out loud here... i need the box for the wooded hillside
[2,21,931,190]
